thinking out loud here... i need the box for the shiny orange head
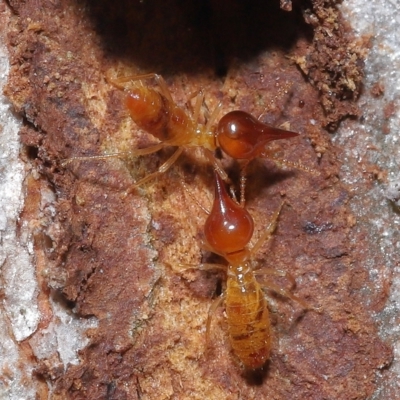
[217,110,299,160]
[204,173,254,257]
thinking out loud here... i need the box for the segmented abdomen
[225,264,271,369]
[126,87,195,144]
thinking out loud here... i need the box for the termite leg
[175,262,228,355]
[206,293,225,349]
[180,178,211,215]
[107,72,174,104]
[186,89,205,123]
[203,150,231,184]
[254,268,296,290]
[202,102,234,187]
[198,241,226,257]
[255,269,321,313]
[249,202,285,257]
[204,103,231,188]
[176,263,226,273]
[124,147,184,192]
[257,276,311,311]
[167,261,227,352]
[205,102,222,133]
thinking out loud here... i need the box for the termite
[61,73,304,200]
[188,172,310,370]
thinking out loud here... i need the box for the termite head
[217,110,299,160]
[204,172,253,260]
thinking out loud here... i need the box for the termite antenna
[268,156,320,176]
[180,176,211,215]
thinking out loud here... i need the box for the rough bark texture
[4,0,391,399]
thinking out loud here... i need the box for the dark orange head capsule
[204,173,254,256]
[217,110,299,160]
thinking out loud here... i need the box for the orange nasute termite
[203,172,308,370]
[62,73,301,196]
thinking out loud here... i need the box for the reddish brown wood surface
[4,0,391,398]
